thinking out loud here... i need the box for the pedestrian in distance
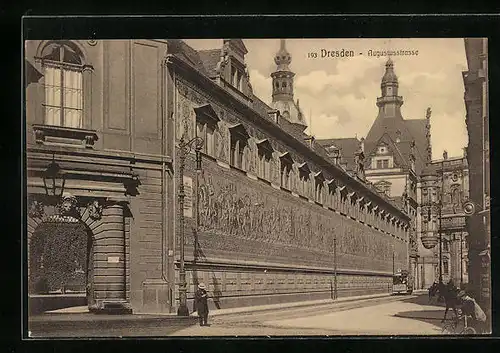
[194,282,210,326]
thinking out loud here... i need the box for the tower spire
[376,57,404,118]
[270,39,307,129]
[272,39,295,102]
[274,38,292,71]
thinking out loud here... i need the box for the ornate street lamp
[177,134,204,317]
[42,157,66,199]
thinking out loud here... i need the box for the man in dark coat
[457,290,487,333]
[194,283,209,326]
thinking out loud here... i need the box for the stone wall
[172,75,409,309]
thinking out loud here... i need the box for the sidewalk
[28,291,397,335]
[201,291,394,317]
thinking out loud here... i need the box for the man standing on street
[194,283,210,326]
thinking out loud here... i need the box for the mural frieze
[196,165,402,267]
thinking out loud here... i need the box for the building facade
[318,57,472,291]
[419,153,469,288]
[319,58,427,289]
[462,37,490,319]
[25,39,411,315]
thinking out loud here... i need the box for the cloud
[248,69,272,104]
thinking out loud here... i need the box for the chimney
[443,150,448,160]
[360,137,365,153]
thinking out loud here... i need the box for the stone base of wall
[130,280,173,314]
[175,268,392,312]
[29,294,87,315]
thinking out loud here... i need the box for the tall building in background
[270,39,308,131]
[462,37,490,323]
[420,152,469,287]
[320,58,469,290]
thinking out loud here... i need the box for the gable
[365,133,408,169]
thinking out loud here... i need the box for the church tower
[270,39,307,128]
[272,39,295,102]
[376,57,404,119]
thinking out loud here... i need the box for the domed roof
[271,99,306,126]
[381,57,398,85]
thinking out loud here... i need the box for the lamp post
[460,232,464,286]
[333,236,337,300]
[177,134,204,317]
[392,243,395,276]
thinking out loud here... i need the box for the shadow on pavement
[399,292,448,308]
[392,293,450,332]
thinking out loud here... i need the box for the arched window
[40,42,85,128]
[451,187,461,206]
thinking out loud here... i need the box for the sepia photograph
[24,37,491,337]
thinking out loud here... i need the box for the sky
[185,38,469,160]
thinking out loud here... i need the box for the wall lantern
[421,230,438,249]
[42,158,66,198]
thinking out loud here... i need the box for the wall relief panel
[195,161,403,272]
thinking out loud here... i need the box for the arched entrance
[28,193,132,314]
[29,216,95,311]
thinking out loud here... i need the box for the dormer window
[298,162,311,197]
[371,155,393,169]
[231,65,244,91]
[256,139,274,180]
[195,104,220,158]
[279,152,294,190]
[314,171,326,204]
[376,159,390,169]
[229,123,249,170]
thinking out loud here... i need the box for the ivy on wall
[29,222,90,294]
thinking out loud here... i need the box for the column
[92,201,130,312]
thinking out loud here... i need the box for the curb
[28,314,199,334]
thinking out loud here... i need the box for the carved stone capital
[28,200,45,219]
[86,200,104,220]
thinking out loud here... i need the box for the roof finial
[382,56,397,84]
[280,38,286,50]
[386,56,394,67]
[274,39,292,71]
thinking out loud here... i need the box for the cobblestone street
[171,292,444,336]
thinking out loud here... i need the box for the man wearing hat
[457,290,487,333]
[194,283,210,326]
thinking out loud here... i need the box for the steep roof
[166,39,209,76]
[405,119,428,168]
[198,49,221,78]
[365,116,428,175]
[317,137,360,171]
[365,133,409,169]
